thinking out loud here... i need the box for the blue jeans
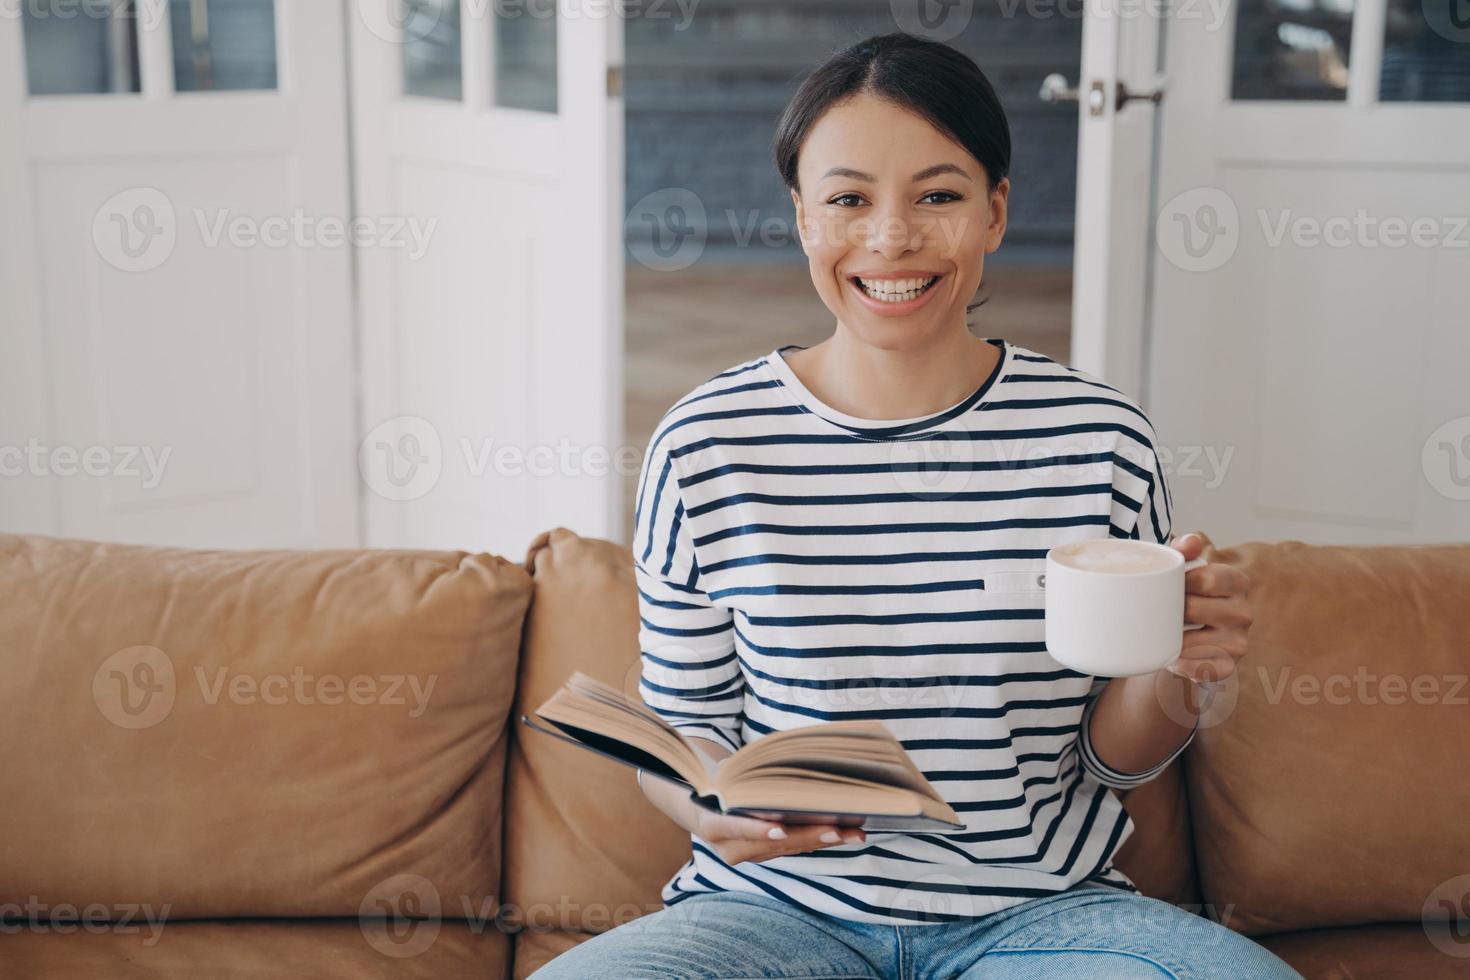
[528,881,1301,979]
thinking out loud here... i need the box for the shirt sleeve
[1110,408,1174,547]
[1078,409,1195,790]
[632,429,744,754]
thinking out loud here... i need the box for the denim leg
[527,891,886,980]
[938,883,1302,980]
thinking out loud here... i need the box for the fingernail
[820,831,841,843]
[767,827,787,840]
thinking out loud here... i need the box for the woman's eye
[829,193,865,207]
[922,190,962,205]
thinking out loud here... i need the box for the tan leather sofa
[2,529,1466,979]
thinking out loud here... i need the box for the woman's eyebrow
[820,163,973,183]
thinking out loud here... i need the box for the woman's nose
[862,208,921,259]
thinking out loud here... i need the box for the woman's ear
[790,188,809,253]
[985,177,1010,255]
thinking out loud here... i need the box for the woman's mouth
[846,273,944,315]
[851,275,941,302]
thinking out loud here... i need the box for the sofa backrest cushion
[1188,538,1470,934]
[501,528,690,934]
[0,534,531,919]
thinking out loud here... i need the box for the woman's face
[791,92,1009,350]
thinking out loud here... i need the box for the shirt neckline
[763,337,1010,440]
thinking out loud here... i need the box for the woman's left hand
[1166,532,1252,685]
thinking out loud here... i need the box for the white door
[349,0,625,557]
[1070,0,1470,545]
[0,1,359,549]
[1057,2,1165,400]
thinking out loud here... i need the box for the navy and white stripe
[633,337,1190,925]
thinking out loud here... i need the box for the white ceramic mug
[1043,539,1206,677]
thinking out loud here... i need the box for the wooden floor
[622,262,1072,541]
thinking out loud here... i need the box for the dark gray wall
[626,1,1081,265]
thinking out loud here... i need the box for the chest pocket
[984,570,1048,594]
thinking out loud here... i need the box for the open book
[521,672,964,832]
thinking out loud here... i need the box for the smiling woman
[765,41,1013,422]
[533,32,1298,980]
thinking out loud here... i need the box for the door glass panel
[171,0,278,92]
[404,0,463,100]
[496,2,557,112]
[22,0,141,95]
[1231,0,1354,100]
[1380,0,1470,101]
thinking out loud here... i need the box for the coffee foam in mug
[1052,540,1178,574]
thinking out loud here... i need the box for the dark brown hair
[773,32,1012,195]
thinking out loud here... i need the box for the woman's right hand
[691,808,866,865]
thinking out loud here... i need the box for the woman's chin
[838,316,952,352]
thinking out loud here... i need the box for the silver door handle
[1039,74,1164,117]
[1038,73,1081,104]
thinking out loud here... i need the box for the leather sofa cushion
[513,929,590,980]
[0,534,531,918]
[501,528,691,933]
[1257,922,1464,979]
[0,918,508,980]
[1188,539,1470,934]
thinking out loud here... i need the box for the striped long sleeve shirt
[632,337,1193,925]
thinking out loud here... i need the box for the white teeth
[856,276,938,302]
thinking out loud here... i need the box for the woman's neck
[782,327,1000,421]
